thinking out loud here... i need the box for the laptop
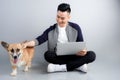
[56,42,86,55]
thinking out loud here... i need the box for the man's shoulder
[45,23,57,32]
[50,23,57,28]
[68,22,81,30]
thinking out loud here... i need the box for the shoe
[76,64,87,73]
[47,63,67,73]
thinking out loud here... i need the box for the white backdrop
[0,0,120,63]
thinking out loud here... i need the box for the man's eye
[57,16,60,18]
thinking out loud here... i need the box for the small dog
[1,41,34,76]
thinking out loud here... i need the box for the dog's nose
[14,56,17,59]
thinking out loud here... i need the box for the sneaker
[47,63,67,73]
[76,64,87,73]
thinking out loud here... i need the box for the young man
[23,3,96,73]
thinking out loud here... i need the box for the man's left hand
[76,49,87,56]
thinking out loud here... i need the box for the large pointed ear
[1,41,9,49]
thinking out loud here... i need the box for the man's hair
[57,3,71,13]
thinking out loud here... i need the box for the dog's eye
[11,49,14,53]
[16,48,20,52]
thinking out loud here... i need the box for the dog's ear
[1,41,9,49]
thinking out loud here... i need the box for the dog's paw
[24,66,29,72]
[24,68,28,72]
[28,65,31,68]
[10,72,17,76]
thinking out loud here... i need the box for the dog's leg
[28,54,34,68]
[28,61,31,68]
[11,66,17,76]
[28,58,32,68]
[24,64,29,72]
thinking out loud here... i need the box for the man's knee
[44,51,56,63]
[86,51,96,63]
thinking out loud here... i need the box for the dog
[1,41,34,76]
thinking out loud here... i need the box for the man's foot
[47,63,67,73]
[76,64,87,73]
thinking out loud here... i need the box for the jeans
[44,51,96,71]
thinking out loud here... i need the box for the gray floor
[0,45,120,80]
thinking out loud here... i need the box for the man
[23,3,96,73]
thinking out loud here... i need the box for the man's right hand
[21,40,35,47]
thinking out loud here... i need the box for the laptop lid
[56,42,86,55]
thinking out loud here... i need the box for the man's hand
[76,49,87,56]
[21,40,35,47]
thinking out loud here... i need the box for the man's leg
[44,51,69,72]
[44,51,96,72]
[44,51,78,64]
[66,51,96,71]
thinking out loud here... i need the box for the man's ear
[1,41,9,49]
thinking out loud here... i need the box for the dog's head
[1,41,26,64]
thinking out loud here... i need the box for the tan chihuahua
[1,41,34,76]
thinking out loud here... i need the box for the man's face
[56,11,70,27]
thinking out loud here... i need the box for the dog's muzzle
[11,53,21,64]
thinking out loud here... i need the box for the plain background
[0,0,120,80]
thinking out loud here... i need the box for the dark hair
[57,3,71,13]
